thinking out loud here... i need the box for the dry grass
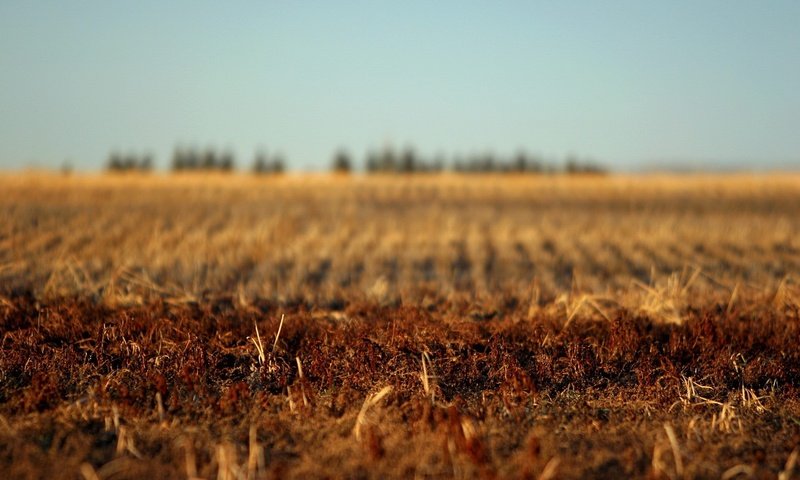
[2,172,800,479]
[2,172,800,317]
[1,299,798,479]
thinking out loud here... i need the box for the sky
[1,1,799,172]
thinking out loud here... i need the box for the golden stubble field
[1,173,800,479]
[2,173,800,312]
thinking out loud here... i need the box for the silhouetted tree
[379,147,397,172]
[332,149,352,174]
[565,155,579,174]
[253,151,269,174]
[219,151,235,172]
[124,154,135,170]
[564,155,607,175]
[400,148,417,173]
[252,149,285,175]
[201,149,217,170]
[480,154,496,172]
[186,149,200,170]
[271,155,285,174]
[108,152,123,171]
[513,151,528,172]
[171,148,185,171]
[108,151,153,172]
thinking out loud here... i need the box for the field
[1,173,800,479]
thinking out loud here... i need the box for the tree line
[106,146,606,175]
[106,152,154,172]
[340,147,606,175]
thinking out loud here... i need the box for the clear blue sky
[1,1,799,172]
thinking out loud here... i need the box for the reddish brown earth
[2,297,799,479]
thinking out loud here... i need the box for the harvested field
[1,173,800,479]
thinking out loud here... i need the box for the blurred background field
[3,173,799,320]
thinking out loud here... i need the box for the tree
[107,152,123,171]
[565,155,579,174]
[379,147,397,172]
[400,147,417,173]
[202,148,217,170]
[513,151,528,173]
[271,155,285,174]
[253,151,268,174]
[171,148,185,171]
[332,149,352,174]
[365,151,379,173]
[219,151,235,172]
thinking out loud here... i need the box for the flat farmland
[1,173,800,479]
